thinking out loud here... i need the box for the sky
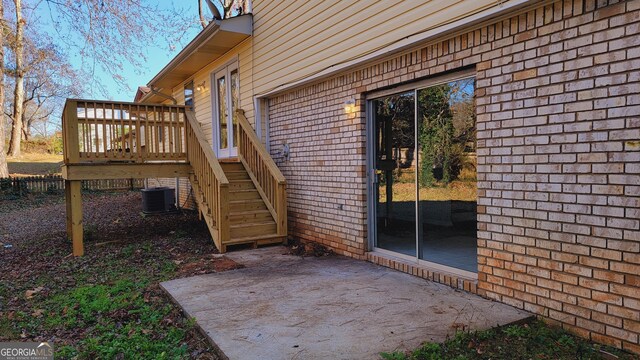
[105,1,202,101]
[38,1,204,102]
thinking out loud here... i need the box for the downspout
[149,87,178,105]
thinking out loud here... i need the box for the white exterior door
[212,63,239,158]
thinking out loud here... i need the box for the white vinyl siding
[251,0,498,95]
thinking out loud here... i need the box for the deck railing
[62,99,188,164]
[62,98,284,250]
[185,111,230,248]
[236,109,287,237]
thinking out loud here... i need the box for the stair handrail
[185,110,230,245]
[236,109,287,237]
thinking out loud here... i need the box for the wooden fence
[0,175,145,194]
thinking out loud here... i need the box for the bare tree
[7,0,24,157]
[0,0,8,177]
[2,0,194,166]
[5,41,83,141]
[43,0,193,92]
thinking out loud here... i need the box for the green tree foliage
[418,80,475,187]
[418,84,454,186]
[374,92,415,183]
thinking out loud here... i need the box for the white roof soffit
[258,0,540,98]
[147,14,252,92]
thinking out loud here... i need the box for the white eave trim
[257,0,537,98]
[142,14,253,102]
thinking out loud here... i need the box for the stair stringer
[188,173,221,251]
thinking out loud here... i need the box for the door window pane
[217,76,228,149]
[373,92,416,257]
[231,69,239,147]
[417,78,477,272]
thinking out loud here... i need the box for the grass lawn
[7,152,63,177]
[382,319,638,360]
[0,191,240,359]
[378,167,477,202]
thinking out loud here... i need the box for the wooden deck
[62,99,286,256]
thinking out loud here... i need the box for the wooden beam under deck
[62,163,191,180]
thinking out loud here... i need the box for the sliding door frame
[366,68,478,279]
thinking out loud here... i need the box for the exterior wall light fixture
[196,81,206,92]
[344,99,356,114]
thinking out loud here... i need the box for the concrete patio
[161,247,530,360]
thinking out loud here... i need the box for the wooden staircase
[189,162,285,252]
[60,99,285,256]
[185,110,287,253]
[221,162,284,251]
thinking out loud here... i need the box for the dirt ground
[0,191,242,359]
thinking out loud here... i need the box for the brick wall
[269,77,368,259]
[474,0,640,352]
[268,0,640,352]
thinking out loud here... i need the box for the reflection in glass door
[373,92,416,257]
[213,64,239,158]
[417,79,477,272]
[371,76,477,273]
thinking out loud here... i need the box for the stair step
[225,171,250,180]
[229,189,261,200]
[229,210,274,224]
[226,234,286,245]
[190,157,286,253]
[228,179,255,190]
[230,199,268,211]
[220,162,244,171]
[230,221,277,238]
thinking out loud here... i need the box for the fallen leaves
[287,238,333,258]
[1,191,232,359]
[25,287,44,299]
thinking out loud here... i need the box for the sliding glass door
[370,76,477,273]
[373,92,417,257]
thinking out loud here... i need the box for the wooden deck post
[66,180,84,256]
[65,180,72,239]
[63,100,80,164]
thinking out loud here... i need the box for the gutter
[256,0,540,98]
